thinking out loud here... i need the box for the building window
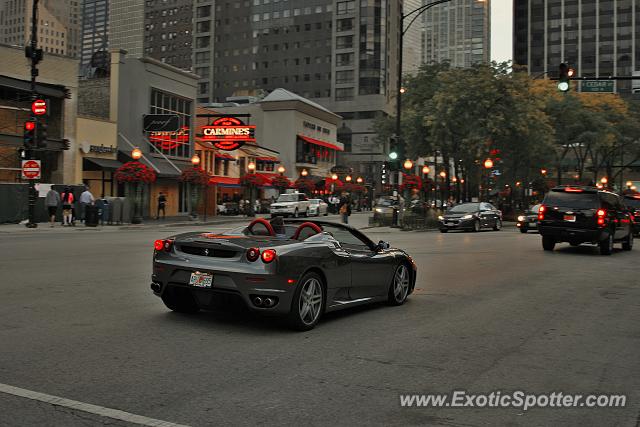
[335,87,354,101]
[336,1,355,15]
[336,18,354,31]
[149,89,192,158]
[336,53,354,66]
[336,70,354,83]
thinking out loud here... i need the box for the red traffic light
[31,99,47,115]
[567,68,575,77]
[24,121,36,131]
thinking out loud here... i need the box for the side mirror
[375,240,390,251]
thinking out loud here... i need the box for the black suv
[538,186,634,255]
[622,194,640,236]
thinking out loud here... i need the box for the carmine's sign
[201,117,256,150]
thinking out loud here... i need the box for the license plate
[564,215,576,222]
[447,221,456,225]
[189,271,213,288]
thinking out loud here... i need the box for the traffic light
[388,136,405,170]
[389,136,399,160]
[23,119,36,149]
[36,119,48,148]
[557,63,574,92]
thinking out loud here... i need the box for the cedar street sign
[143,114,180,132]
[581,81,615,93]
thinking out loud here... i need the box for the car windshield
[309,199,320,205]
[530,204,541,213]
[448,203,480,213]
[376,198,396,207]
[276,194,297,202]
[624,198,640,209]
[544,191,599,209]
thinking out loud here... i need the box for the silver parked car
[308,199,328,216]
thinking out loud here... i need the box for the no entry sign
[21,160,41,180]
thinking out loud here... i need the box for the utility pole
[25,0,43,228]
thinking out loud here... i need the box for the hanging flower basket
[294,177,315,193]
[400,173,422,191]
[114,161,157,184]
[240,173,267,187]
[180,168,211,186]
[270,175,291,190]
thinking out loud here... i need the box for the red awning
[297,135,344,151]
[209,176,240,185]
[256,156,279,162]
[215,153,235,160]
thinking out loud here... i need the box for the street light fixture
[422,165,430,175]
[331,173,338,180]
[483,158,493,169]
[356,177,363,184]
[277,165,285,175]
[132,147,142,160]
[626,181,633,188]
[345,175,352,182]
[301,168,308,177]
[403,159,413,171]
[540,168,547,175]
[439,171,446,178]
[600,177,608,185]
[247,161,256,172]
[191,153,201,168]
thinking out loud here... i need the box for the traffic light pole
[25,0,40,228]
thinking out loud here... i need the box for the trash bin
[85,205,99,227]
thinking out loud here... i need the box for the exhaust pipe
[253,296,263,307]
[150,282,161,293]
[263,298,274,307]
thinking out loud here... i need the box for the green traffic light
[557,81,569,92]
[389,152,398,160]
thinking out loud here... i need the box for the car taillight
[154,239,173,252]
[597,209,607,226]
[261,249,276,263]
[246,247,260,262]
[538,205,546,221]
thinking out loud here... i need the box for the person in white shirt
[79,186,95,222]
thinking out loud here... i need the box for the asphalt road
[1,220,639,427]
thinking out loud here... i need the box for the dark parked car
[517,204,541,233]
[623,194,640,236]
[538,186,633,255]
[151,218,416,330]
[439,202,502,232]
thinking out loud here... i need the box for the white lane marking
[0,383,190,427]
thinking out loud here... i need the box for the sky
[491,0,513,63]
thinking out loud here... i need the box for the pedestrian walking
[45,187,61,227]
[79,186,95,222]
[61,187,74,226]
[156,192,167,219]
[339,192,351,224]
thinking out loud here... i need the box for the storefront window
[149,88,192,158]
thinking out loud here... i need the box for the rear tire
[287,272,324,331]
[622,232,633,251]
[542,236,556,251]
[599,233,614,255]
[161,288,199,314]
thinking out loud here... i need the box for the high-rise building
[109,0,193,70]
[421,0,491,67]
[0,0,80,57]
[193,0,403,186]
[513,0,639,94]
[79,0,109,78]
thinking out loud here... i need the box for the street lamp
[600,177,608,185]
[422,165,430,175]
[132,147,142,160]
[439,170,446,178]
[356,177,363,184]
[278,165,285,175]
[301,168,308,177]
[345,175,352,182]
[191,153,200,168]
[395,0,452,170]
[626,181,633,188]
[331,173,338,180]
[483,158,493,169]
[540,168,547,175]
[403,159,413,171]
[248,161,256,172]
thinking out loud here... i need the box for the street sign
[581,81,615,93]
[143,114,180,132]
[31,99,47,115]
[21,159,41,180]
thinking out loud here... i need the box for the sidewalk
[0,212,374,234]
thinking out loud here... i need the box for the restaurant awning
[215,153,235,160]
[256,156,279,162]
[210,176,240,187]
[297,135,344,151]
[83,157,123,170]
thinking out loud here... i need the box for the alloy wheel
[393,264,410,303]
[299,277,323,326]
